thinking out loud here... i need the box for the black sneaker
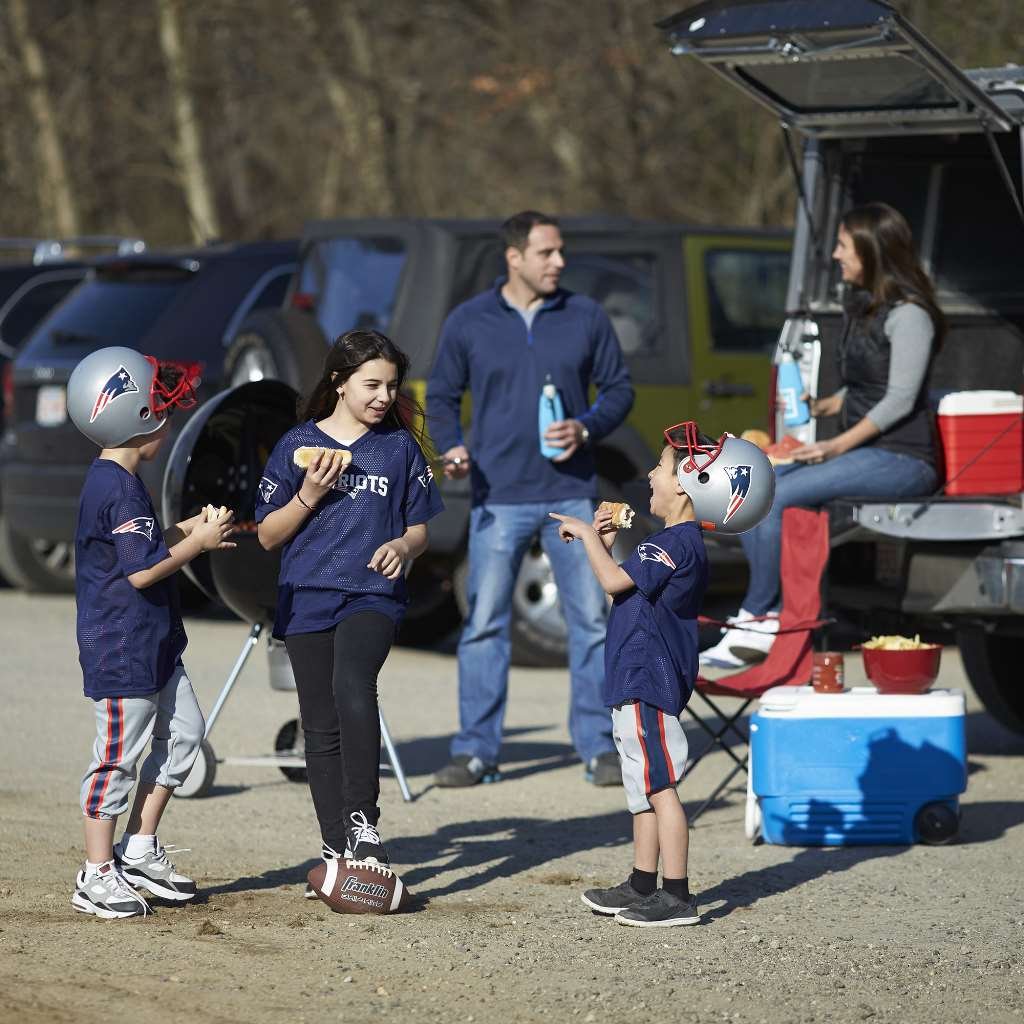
[433,755,501,788]
[344,811,389,865]
[615,889,700,927]
[580,878,649,916]
[304,842,342,899]
[584,751,622,787]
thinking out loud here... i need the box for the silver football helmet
[667,421,775,535]
[68,346,198,448]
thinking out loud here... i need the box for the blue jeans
[739,448,938,615]
[452,499,613,765]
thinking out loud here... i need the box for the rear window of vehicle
[300,237,406,340]
[0,275,82,353]
[19,269,192,362]
[560,252,659,357]
[705,248,790,351]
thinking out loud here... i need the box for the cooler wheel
[915,802,959,845]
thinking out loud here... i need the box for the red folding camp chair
[685,507,831,821]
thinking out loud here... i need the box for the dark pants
[285,612,394,851]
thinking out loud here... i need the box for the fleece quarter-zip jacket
[426,280,635,506]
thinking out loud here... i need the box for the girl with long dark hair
[702,202,941,669]
[256,329,443,873]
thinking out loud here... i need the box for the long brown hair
[841,202,944,341]
[300,329,433,456]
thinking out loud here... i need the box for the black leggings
[284,612,395,851]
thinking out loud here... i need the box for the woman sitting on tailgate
[702,202,942,669]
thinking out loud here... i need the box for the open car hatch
[658,0,1015,137]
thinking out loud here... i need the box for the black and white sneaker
[113,840,197,902]
[615,889,700,927]
[304,842,342,899]
[71,862,150,919]
[344,811,389,865]
[580,878,649,916]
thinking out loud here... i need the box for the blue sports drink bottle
[538,375,566,459]
[778,353,810,427]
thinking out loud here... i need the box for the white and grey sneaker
[700,609,779,669]
[113,841,196,902]
[304,842,342,899]
[344,811,389,865]
[71,862,150,919]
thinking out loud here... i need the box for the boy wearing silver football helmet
[67,346,234,918]
[550,421,773,926]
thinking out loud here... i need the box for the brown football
[307,859,412,915]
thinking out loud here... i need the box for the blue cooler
[748,686,967,846]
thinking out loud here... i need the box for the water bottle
[538,375,565,459]
[778,352,810,427]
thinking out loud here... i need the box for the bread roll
[740,428,771,450]
[598,500,635,530]
[293,446,353,471]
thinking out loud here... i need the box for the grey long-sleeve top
[853,302,935,432]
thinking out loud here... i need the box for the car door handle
[704,378,755,398]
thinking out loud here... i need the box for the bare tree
[7,0,80,238]
[157,0,220,242]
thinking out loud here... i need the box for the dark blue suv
[0,240,296,591]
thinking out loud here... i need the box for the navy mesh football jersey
[75,458,186,699]
[255,421,444,637]
[604,522,707,716]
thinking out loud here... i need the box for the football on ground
[307,858,412,915]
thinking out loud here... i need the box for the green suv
[225,217,790,662]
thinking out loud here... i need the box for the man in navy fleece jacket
[427,211,634,788]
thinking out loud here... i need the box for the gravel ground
[2,588,1023,1024]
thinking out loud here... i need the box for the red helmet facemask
[663,420,727,474]
[144,356,202,417]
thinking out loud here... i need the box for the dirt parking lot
[2,588,1023,1024]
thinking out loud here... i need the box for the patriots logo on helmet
[258,477,278,503]
[722,465,752,526]
[637,543,676,569]
[112,516,155,541]
[90,366,139,423]
[417,465,434,489]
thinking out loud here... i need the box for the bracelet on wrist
[296,492,317,512]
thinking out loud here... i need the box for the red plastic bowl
[861,645,942,694]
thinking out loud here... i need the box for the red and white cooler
[936,390,1023,496]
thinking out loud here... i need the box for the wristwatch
[579,423,591,444]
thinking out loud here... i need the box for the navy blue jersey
[604,522,708,717]
[75,459,186,699]
[255,421,444,637]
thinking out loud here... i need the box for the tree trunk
[157,0,220,243]
[8,0,80,239]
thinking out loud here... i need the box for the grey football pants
[81,665,205,820]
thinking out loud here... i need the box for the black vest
[838,289,936,467]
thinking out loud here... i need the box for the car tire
[956,626,1024,736]
[223,308,328,394]
[0,514,75,593]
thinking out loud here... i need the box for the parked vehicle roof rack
[0,236,146,265]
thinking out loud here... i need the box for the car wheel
[0,514,75,592]
[224,308,328,394]
[956,627,1024,736]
